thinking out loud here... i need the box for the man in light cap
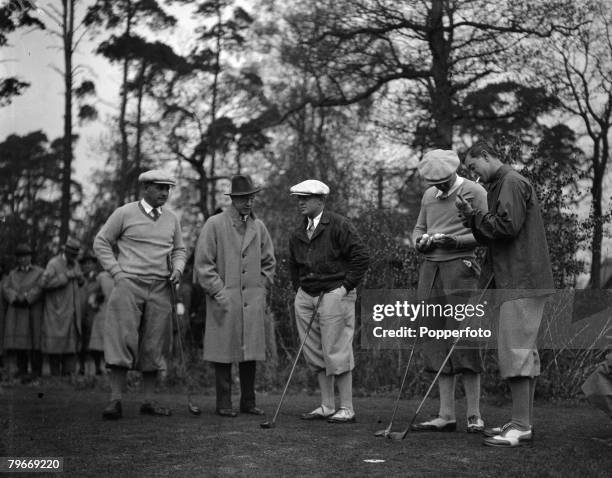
[94,169,186,419]
[194,175,276,416]
[41,237,84,376]
[411,149,488,434]
[458,141,553,447]
[288,179,369,423]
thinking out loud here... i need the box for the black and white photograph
[1,0,611,476]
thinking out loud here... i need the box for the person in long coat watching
[194,175,276,417]
[3,244,44,380]
[41,238,84,376]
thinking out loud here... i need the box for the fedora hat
[15,244,32,256]
[225,175,262,196]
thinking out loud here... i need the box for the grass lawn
[1,381,611,477]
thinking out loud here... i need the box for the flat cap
[290,179,330,196]
[417,149,460,184]
[138,169,176,186]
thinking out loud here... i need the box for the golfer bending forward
[288,180,369,423]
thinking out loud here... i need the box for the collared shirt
[18,265,32,273]
[435,175,464,200]
[307,210,324,231]
[140,198,162,218]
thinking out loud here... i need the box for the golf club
[374,334,418,437]
[167,260,201,416]
[388,276,493,440]
[260,291,324,429]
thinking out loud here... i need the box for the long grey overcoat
[2,266,44,350]
[194,207,275,363]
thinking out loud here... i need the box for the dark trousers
[214,361,257,410]
[48,353,76,376]
[13,350,42,377]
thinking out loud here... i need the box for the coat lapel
[309,210,330,242]
[241,218,257,253]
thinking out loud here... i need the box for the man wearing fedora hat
[289,179,369,424]
[78,250,101,375]
[41,237,84,376]
[94,169,186,419]
[194,174,276,416]
[3,244,44,380]
[411,149,488,434]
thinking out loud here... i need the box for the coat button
[244,303,247,307]
[242,286,246,290]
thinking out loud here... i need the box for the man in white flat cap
[94,169,186,419]
[289,179,369,423]
[411,149,488,434]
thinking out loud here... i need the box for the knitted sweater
[412,178,488,261]
[94,202,187,279]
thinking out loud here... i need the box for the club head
[260,421,275,429]
[188,402,201,416]
[387,431,407,441]
[374,428,390,438]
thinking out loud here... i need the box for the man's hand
[455,193,474,217]
[169,269,182,285]
[433,234,458,249]
[330,285,347,297]
[113,271,129,284]
[415,234,435,252]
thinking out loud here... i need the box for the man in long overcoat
[194,175,276,416]
[3,244,44,379]
[41,238,84,376]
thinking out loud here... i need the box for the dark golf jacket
[289,210,369,295]
[468,165,554,294]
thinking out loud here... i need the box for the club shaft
[270,292,324,424]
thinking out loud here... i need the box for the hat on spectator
[417,149,460,184]
[138,169,176,186]
[15,244,32,256]
[64,238,81,256]
[225,175,262,196]
[289,180,330,196]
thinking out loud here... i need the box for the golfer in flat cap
[94,169,186,419]
[3,244,44,380]
[458,141,554,447]
[194,175,276,416]
[41,238,84,376]
[411,149,488,434]
[289,180,369,423]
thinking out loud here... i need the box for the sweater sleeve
[170,215,187,274]
[455,183,488,248]
[193,219,225,297]
[412,195,428,247]
[93,208,125,277]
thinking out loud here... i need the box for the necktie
[307,220,315,240]
[151,208,160,220]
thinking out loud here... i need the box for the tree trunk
[209,6,222,214]
[133,60,147,201]
[59,0,74,243]
[427,0,453,149]
[117,1,133,206]
[589,156,604,288]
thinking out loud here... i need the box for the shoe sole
[467,427,485,434]
[483,438,533,448]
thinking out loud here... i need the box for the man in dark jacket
[457,141,554,448]
[289,179,369,424]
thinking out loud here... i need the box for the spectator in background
[0,263,7,371]
[87,269,113,376]
[2,244,44,381]
[41,238,84,376]
[78,250,99,374]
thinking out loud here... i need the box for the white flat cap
[138,169,176,186]
[290,179,330,196]
[417,149,460,184]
